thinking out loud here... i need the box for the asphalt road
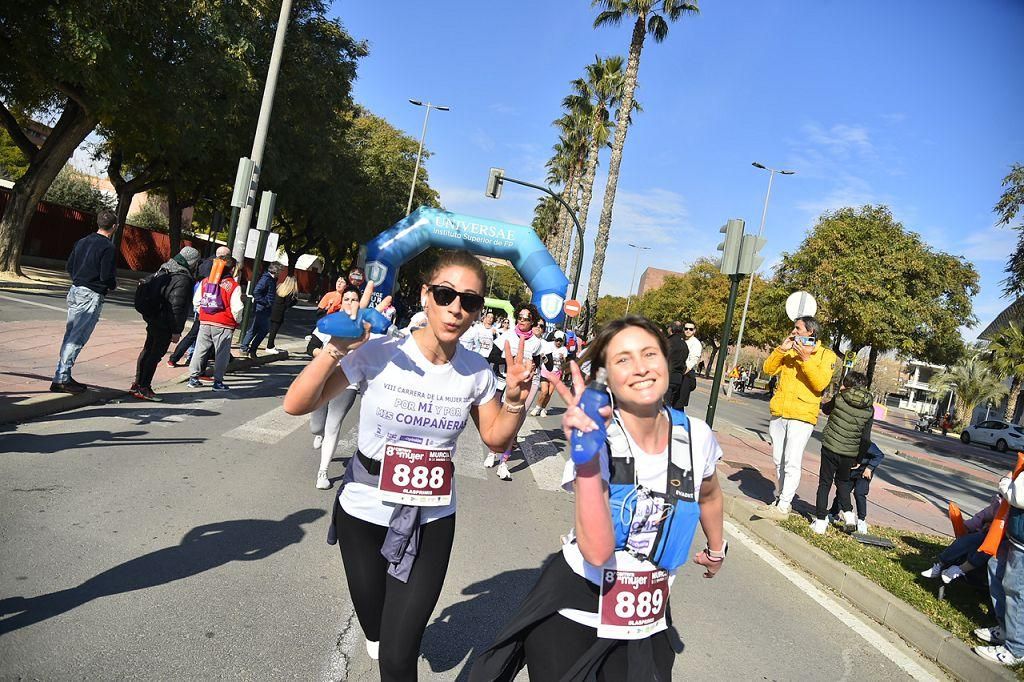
[1,358,949,680]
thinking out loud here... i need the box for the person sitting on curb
[187,256,243,391]
[811,370,874,534]
[921,494,1000,584]
[974,472,1024,665]
[760,316,838,519]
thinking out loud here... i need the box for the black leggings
[267,320,284,348]
[523,613,674,681]
[816,448,853,519]
[135,323,173,388]
[334,506,455,681]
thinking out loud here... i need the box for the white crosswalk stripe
[225,404,307,443]
[518,416,569,491]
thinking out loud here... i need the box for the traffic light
[256,191,276,231]
[485,167,504,199]
[737,234,767,275]
[716,218,745,275]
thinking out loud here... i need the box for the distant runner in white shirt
[284,251,535,679]
[532,331,569,417]
[677,321,702,408]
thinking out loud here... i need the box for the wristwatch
[704,540,728,560]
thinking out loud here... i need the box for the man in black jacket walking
[51,209,119,393]
[131,246,201,400]
[665,321,689,409]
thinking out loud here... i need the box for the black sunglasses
[684,326,695,331]
[427,284,485,313]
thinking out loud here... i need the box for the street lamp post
[407,100,450,215]
[727,162,794,393]
[625,243,651,314]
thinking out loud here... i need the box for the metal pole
[226,206,241,252]
[625,244,649,314]
[239,229,270,348]
[406,106,431,215]
[230,0,293,262]
[729,169,775,382]
[706,274,742,428]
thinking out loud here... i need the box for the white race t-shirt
[474,324,496,358]
[494,330,543,390]
[338,335,496,525]
[557,414,722,627]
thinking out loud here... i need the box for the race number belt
[597,567,670,640]
[378,445,453,506]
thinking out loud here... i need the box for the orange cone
[949,502,968,538]
[979,453,1024,556]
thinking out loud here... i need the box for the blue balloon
[317,308,391,339]
[360,207,570,324]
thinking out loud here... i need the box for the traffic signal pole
[706,273,742,428]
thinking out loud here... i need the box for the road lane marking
[724,519,940,681]
[225,404,306,443]
[0,292,70,312]
[518,417,569,491]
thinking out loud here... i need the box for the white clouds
[609,187,693,246]
[960,225,1017,262]
[802,122,874,158]
[794,173,878,217]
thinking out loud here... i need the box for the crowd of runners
[283,249,727,681]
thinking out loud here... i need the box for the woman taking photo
[484,304,544,480]
[308,284,361,490]
[471,315,727,681]
[284,250,534,681]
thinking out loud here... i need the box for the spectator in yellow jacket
[760,316,837,517]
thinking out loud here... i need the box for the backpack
[134,272,168,317]
[199,279,226,315]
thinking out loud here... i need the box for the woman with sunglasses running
[471,316,727,681]
[484,304,544,480]
[284,250,534,681]
[309,284,361,489]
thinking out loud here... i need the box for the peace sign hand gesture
[552,361,612,442]
[502,338,535,405]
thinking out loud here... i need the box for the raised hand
[326,281,393,356]
[551,361,612,441]
[503,338,535,404]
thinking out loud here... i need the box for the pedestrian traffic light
[485,167,504,199]
[716,218,745,275]
[256,191,276,231]
[737,234,767,275]
[230,157,255,209]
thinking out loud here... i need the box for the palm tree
[549,112,588,269]
[988,322,1024,422]
[543,139,575,256]
[562,55,631,281]
[932,349,1008,427]
[587,0,699,307]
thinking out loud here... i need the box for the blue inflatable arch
[360,207,571,324]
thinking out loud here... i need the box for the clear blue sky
[329,0,1022,336]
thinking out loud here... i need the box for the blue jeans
[53,286,104,383]
[241,309,271,351]
[989,542,1024,657]
[939,531,987,569]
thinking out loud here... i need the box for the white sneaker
[483,452,497,468]
[975,625,1006,644]
[540,408,548,417]
[365,639,379,660]
[775,502,791,515]
[941,565,966,584]
[315,469,331,489]
[810,518,829,534]
[529,405,541,417]
[856,519,868,534]
[841,511,857,530]
[921,562,942,579]
[496,462,512,480]
[313,435,324,450]
[974,644,1024,666]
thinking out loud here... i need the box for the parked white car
[960,420,1024,452]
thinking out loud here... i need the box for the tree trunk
[1006,377,1022,424]
[866,345,879,386]
[586,15,646,310]
[551,170,577,268]
[567,119,603,281]
[706,340,720,379]
[557,152,587,269]
[107,151,164,252]
[0,101,96,275]
[166,184,182,257]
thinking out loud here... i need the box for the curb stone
[724,493,1014,681]
[0,346,302,426]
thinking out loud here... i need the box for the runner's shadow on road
[726,466,776,503]
[5,430,206,454]
[421,566,541,679]
[0,509,325,635]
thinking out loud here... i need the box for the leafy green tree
[484,263,530,308]
[775,205,978,383]
[933,348,1008,428]
[43,165,114,213]
[988,321,1024,422]
[531,195,560,244]
[127,198,168,233]
[996,163,1024,296]
[0,128,29,180]
[587,0,699,307]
